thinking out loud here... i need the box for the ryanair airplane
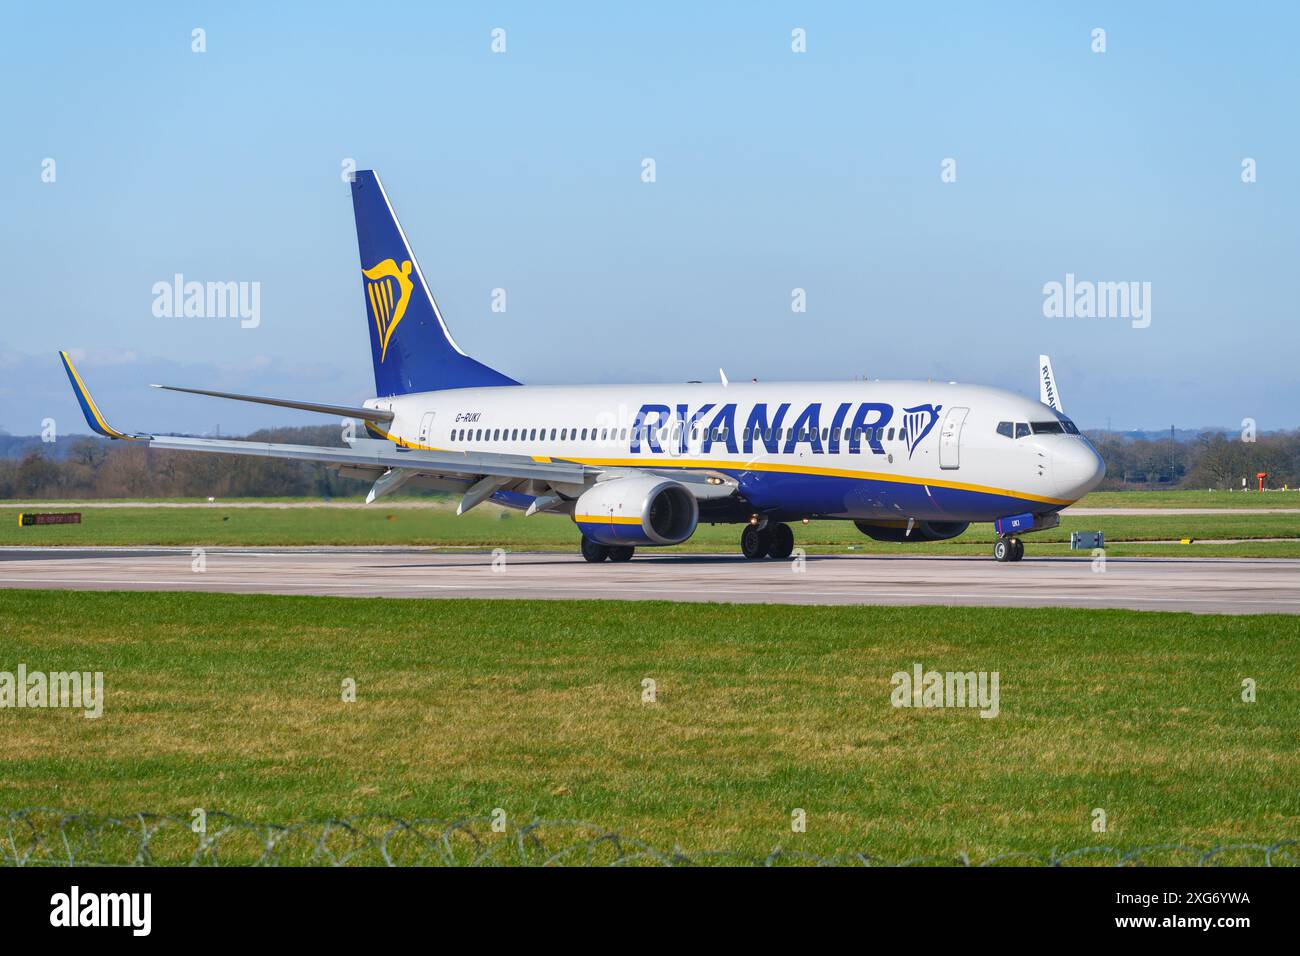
[60,170,1104,563]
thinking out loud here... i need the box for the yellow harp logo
[363,259,414,362]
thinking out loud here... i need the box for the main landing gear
[993,536,1024,562]
[740,522,796,560]
[580,536,635,563]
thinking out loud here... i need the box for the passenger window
[581,428,588,440]
[888,428,896,440]
[1015,422,1030,439]
[996,422,1013,439]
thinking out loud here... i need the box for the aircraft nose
[1052,439,1106,499]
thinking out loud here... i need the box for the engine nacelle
[854,519,969,543]
[573,476,698,546]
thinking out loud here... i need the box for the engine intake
[854,519,969,543]
[574,477,698,546]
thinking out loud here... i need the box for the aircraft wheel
[741,524,771,560]
[767,522,796,560]
[1010,538,1025,562]
[993,538,1011,562]
[608,545,635,562]
[581,536,611,563]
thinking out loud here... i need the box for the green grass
[0,590,1295,864]
[7,489,1300,508]
[1077,490,1300,509]
[3,503,1300,558]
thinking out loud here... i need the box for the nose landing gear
[993,536,1024,562]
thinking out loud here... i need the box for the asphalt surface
[5,501,1299,515]
[1,547,1296,614]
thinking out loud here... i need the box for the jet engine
[573,476,698,546]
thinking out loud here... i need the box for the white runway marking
[1,548,1297,614]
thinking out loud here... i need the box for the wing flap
[147,435,590,484]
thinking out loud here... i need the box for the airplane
[59,170,1105,564]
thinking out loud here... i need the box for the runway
[1,547,1297,614]
[7,501,1299,515]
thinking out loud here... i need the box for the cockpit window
[1060,419,1079,434]
[996,421,1013,439]
[1030,421,1065,434]
[1014,422,1031,439]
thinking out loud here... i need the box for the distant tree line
[0,426,375,499]
[1,425,1297,498]
[1089,429,1300,490]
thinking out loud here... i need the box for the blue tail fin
[350,170,519,396]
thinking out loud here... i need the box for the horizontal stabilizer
[151,384,394,423]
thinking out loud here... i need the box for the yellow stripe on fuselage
[366,427,1072,508]
[562,456,1073,506]
[363,421,447,452]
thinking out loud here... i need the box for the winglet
[1038,354,1064,413]
[58,351,148,440]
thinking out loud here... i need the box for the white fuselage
[364,380,1104,522]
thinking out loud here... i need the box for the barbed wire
[2,809,1295,867]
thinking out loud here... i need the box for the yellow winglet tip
[58,349,143,441]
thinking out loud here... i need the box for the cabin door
[938,406,969,470]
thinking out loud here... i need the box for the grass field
[0,590,1295,864]
[6,489,1300,508]
[1078,490,1300,509]
[3,501,1300,558]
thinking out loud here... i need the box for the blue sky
[3,1,1296,435]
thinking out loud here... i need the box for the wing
[59,351,736,512]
